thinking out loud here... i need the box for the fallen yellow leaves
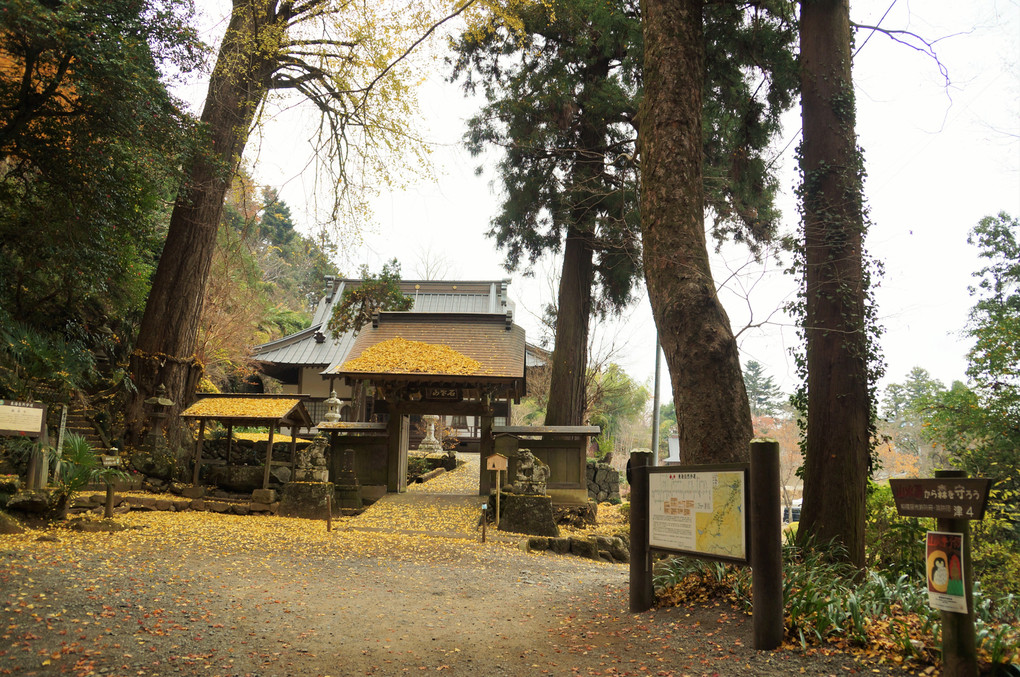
[340,337,481,375]
[181,397,302,420]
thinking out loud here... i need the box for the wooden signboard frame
[0,400,46,438]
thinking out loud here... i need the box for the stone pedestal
[278,481,334,519]
[495,493,559,537]
[293,468,329,482]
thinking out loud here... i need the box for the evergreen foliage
[742,359,784,417]
[327,260,413,338]
[450,0,643,312]
[0,0,203,402]
[450,0,799,305]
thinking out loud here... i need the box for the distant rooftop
[252,277,525,373]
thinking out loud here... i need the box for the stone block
[528,537,550,551]
[207,467,262,493]
[249,501,272,512]
[278,482,334,519]
[207,501,230,513]
[181,486,206,499]
[569,537,599,560]
[334,484,362,510]
[549,538,572,554]
[497,493,558,537]
[252,489,277,504]
[190,499,206,511]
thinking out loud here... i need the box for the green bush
[654,536,1020,666]
[865,482,931,579]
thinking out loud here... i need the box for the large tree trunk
[545,227,594,426]
[796,0,871,569]
[544,53,609,428]
[639,0,751,464]
[125,2,282,447]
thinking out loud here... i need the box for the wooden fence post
[750,439,783,650]
[629,450,654,612]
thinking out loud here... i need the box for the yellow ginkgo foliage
[341,337,480,375]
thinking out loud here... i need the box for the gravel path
[0,458,921,676]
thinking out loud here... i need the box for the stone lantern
[324,390,342,423]
[144,383,174,442]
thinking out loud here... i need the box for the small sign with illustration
[926,531,967,614]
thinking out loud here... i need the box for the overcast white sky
[188,0,1020,405]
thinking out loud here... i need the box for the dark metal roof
[252,278,515,367]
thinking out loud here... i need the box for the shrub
[654,535,1020,668]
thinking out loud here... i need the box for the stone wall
[586,460,621,503]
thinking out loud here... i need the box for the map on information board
[648,467,748,563]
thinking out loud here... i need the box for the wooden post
[479,414,494,496]
[326,493,332,532]
[104,483,115,519]
[192,419,205,485]
[289,428,298,474]
[750,439,784,650]
[935,469,978,677]
[225,423,233,465]
[495,469,502,528]
[629,450,654,612]
[262,424,276,490]
[386,408,402,493]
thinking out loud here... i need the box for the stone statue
[510,448,550,495]
[293,435,329,482]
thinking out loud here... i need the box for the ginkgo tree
[125,0,485,445]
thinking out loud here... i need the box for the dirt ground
[0,457,926,677]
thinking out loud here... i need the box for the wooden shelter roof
[181,394,313,428]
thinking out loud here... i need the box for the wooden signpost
[486,453,508,528]
[890,472,993,677]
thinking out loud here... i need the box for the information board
[0,400,46,437]
[648,465,748,563]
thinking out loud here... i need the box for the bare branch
[351,0,480,98]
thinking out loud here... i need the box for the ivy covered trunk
[125,1,283,448]
[639,0,751,464]
[797,0,872,569]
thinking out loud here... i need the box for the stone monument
[279,435,333,519]
[495,448,558,537]
[416,415,443,454]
